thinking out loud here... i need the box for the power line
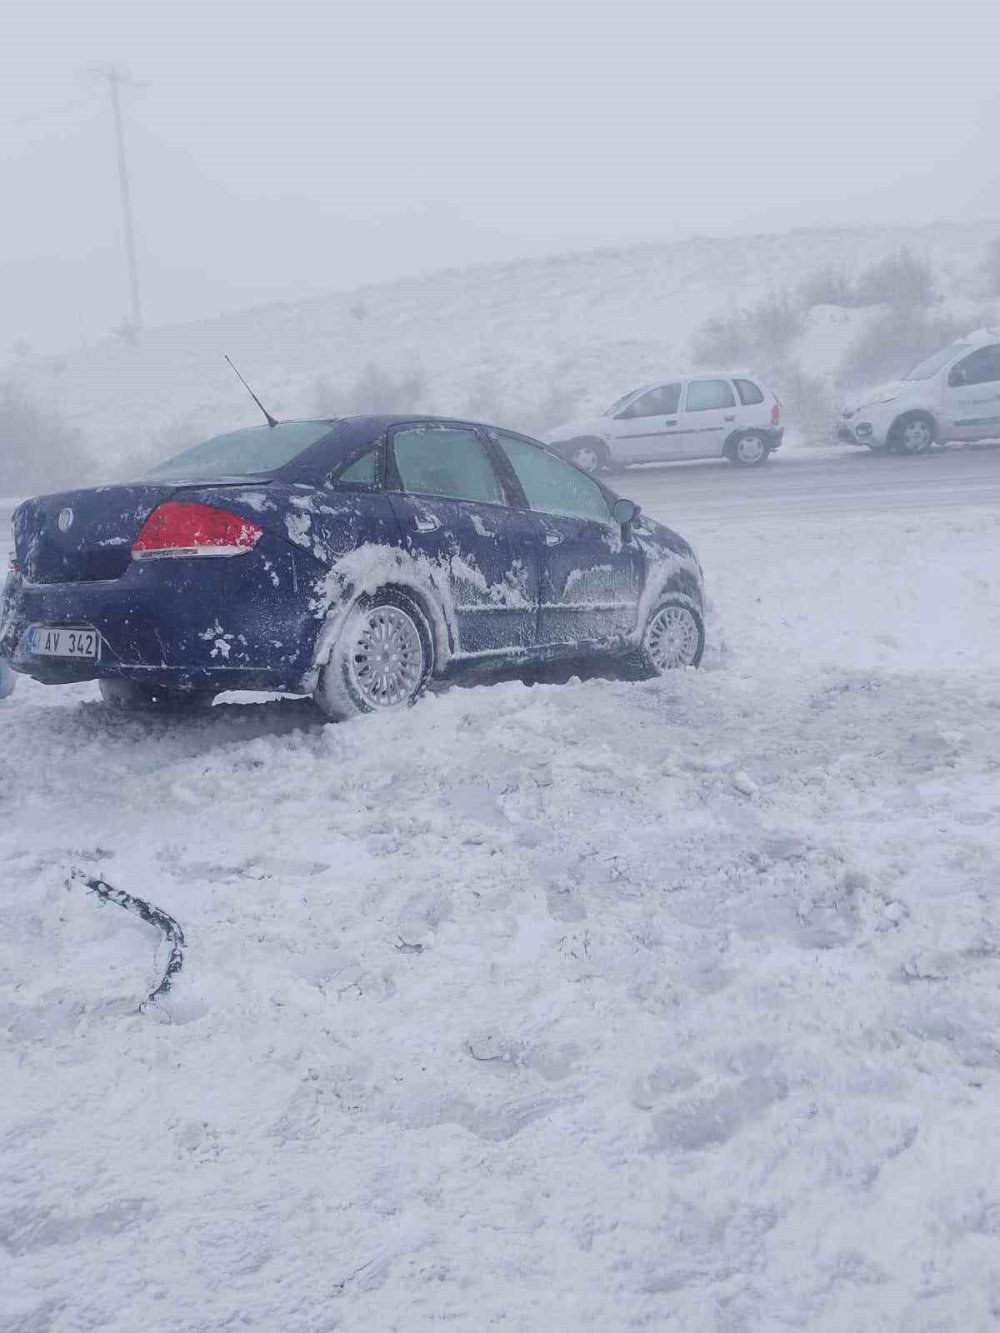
[91,64,143,333]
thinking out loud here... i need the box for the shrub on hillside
[0,380,93,494]
[309,361,428,416]
[982,235,1000,297]
[854,248,936,309]
[796,265,858,310]
[689,293,803,370]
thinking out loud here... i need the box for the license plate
[27,625,101,660]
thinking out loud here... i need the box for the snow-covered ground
[4,477,1000,1329]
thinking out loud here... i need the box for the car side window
[392,426,504,504]
[734,378,765,406]
[494,434,613,524]
[618,383,681,419]
[336,450,377,485]
[950,345,1000,387]
[685,379,736,411]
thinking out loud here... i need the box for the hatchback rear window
[734,378,765,406]
[148,421,334,481]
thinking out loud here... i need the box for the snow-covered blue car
[0,415,705,719]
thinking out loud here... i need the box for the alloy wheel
[645,604,702,670]
[347,604,426,709]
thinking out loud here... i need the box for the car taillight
[7,554,19,574]
[132,502,264,560]
[771,402,781,426]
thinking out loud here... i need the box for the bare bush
[982,235,1000,297]
[854,248,936,309]
[769,364,836,444]
[0,380,94,495]
[308,360,428,417]
[838,307,970,389]
[690,293,803,370]
[797,266,858,310]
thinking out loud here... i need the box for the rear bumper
[768,427,785,450]
[1,542,324,691]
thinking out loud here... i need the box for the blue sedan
[0,416,706,719]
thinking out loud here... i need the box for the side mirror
[612,497,639,527]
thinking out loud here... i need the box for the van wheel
[98,680,216,712]
[889,413,935,455]
[314,589,433,721]
[728,432,770,466]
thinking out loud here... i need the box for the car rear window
[685,379,735,412]
[734,378,765,406]
[148,421,334,481]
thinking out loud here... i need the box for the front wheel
[98,680,216,712]
[728,432,770,467]
[620,597,705,679]
[563,440,608,475]
[314,589,433,721]
[889,413,935,455]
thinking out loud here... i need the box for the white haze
[2,0,999,352]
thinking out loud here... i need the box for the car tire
[98,679,216,712]
[620,596,705,679]
[314,588,434,722]
[0,659,17,700]
[562,439,609,475]
[727,432,770,467]
[889,412,935,455]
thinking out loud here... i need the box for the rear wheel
[889,412,935,455]
[620,597,705,679]
[98,680,216,712]
[728,432,770,467]
[314,589,433,722]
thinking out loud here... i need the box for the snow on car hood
[843,379,903,413]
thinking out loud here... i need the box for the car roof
[626,370,763,394]
[958,326,1000,348]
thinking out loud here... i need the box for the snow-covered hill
[9,219,1000,480]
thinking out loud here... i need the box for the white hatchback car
[544,372,783,473]
[838,328,1000,454]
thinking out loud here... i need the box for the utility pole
[92,64,143,333]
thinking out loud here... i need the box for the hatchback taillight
[771,402,781,426]
[132,502,263,560]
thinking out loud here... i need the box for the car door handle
[543,531,563,546]
[413,514,440,533]
[723,414,736,422]
[664,418,677,426]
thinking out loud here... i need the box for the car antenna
[224,354,279,427]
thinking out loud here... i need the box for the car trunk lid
[12,482,276,584]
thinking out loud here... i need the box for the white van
[838,328,1000,454]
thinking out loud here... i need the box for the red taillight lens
[771,402,781,425]
[132,502,263,560]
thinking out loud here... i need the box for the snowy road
[620,441,1000,531]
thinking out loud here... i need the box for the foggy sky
[3,0,999,354]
